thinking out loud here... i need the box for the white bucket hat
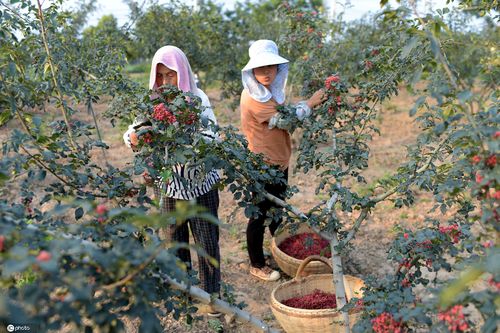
[242,40,289,71]
[241,40,289,104]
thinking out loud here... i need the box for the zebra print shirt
[160,88,219,199]
[157,164,220,200]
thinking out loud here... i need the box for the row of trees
[76,0,498,99]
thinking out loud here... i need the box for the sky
[64,0,452,28]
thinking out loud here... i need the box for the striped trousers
[154,186,221,295]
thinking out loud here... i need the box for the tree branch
[0,1,30,23]
[325,193,351,333]
[161,274,281,333]
[342,208,369,245]
[26,222,280,332]
[262,191,333,241]
[371,135,449,205]
[18,143,107,198]
[36,0,77,150]
[409,0,484,148]
[101,240,169,291]
[86,97,108,162]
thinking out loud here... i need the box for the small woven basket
[270,256,364,333]
[271,224,331,277]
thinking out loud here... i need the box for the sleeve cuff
[123,125,135,148]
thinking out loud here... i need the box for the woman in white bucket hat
[240,39,326,282]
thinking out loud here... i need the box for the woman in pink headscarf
[123,46,221,312]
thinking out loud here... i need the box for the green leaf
[44,61,51,76]
[3,246,31,276]
[37,169,47,181]
[8,62,16,76]
[410,66,423,86]
[75,207,84,220]
[457,90,473,103]
[442,106,454,120]
[439,266,484,307]
[138,311,163,333]
[483,317,500,333]
[161,169,172,181]
[410,96,426,116]
[400,37,419,59]
[0,171,9,185]
[0,110,13,126]
[429,37,440,57]
[433,21,441,35]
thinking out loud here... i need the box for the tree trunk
[331,234,350,333]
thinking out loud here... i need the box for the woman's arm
[123,116,153,150]
[196,89,219,142]
[269,88,326,130]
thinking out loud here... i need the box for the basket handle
[294,255,358,301]
[294,255,333,281]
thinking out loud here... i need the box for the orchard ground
[1,85,471,332]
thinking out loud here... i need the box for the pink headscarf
[149,46,197,93]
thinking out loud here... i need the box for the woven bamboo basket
[271,224,331,277]
[270,256,365,333]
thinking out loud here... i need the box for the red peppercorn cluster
[485,155,497,168]
[182,111,198,125]
[96,204,108,224]
[152,103,177,124]
[416,239,433,249]
[471,155,482,164]
[355,299,364,309]
[399,258,413,269]
[22,197,33,215]
[36,250,52,262]
[487,276,500,291]
[438,305,469,332]
[141,133,153,144]
[282,289,337,310]
[438,225,462,243]
[324,74,340,90]
[471,154,497,168]
[0,235,5,252]
[278,232,331,259]
[371,312,405,333]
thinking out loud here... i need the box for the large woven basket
[270,256,365,333]
[271,224,331,277]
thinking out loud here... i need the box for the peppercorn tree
[265,1,498,332]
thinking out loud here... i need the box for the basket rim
[271,229,332,266]
[271,300,362,318]
[271,299,341,318]
[270,274,364,317]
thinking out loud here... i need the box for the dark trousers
[155,187,221,295]
[247,168,288,268]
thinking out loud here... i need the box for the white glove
[295,101,311,121]
[123,125,135,148]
